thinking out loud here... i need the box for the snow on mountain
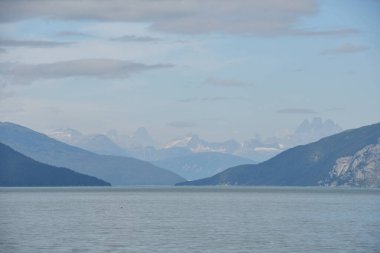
[49,128,83,144]
[48,118,342,163]
[164,135,194,149]
[49,129,128,156]
[164,134,241,154]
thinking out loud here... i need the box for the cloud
[277,108,317,114]
[320,43,369,55]
[205,78,251,87]
[178,96,246,103]
[167,121,197,128]
[56,31,91,37]
[0,0,356,36]
[0,58,174,85]
[0,38,72,47]
[0,48,6,53]
[290,28,359,37]
[111,35,159,42]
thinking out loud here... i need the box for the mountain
[130,127,156,147]
[290,117,342,146]
[75,134,129,156]
[164,134,241,153]
[49,128,83,143]
[0,142,110,187]
[49,118,341,163]
[127,146,192,161]
[162,118,342,162]
[153,152,255,180]
[238,118,343,161]
[238,138,284,162]
[107,127,156,149]
[51,128,193,161]
[49,129,129,157]
[177,122,380,187]
[0,122,185,185]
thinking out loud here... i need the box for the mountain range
[146,117,342,162]
[49,118,342,163]
[0,122,185,186]
[162,118,342,162]
[45,118,343,181]
[0,142,110,186]
[48,128,257,180]
[1,121,379,187]
[177,122,380,187]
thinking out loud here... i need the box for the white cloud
[56,31,91,37]
[0,0,357,36]
[111,35,159,42]
[178,96,246,103]
[0,38,71,47]
[321,43,369,55]
[0,58,173,85]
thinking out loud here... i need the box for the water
[0,187,379,253]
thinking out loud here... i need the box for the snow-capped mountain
[49,129,128,157]
[163,118,343,162]
[164,134,241,154]
[49,118,342,163]
[49,128,83,144]
[164,133,285,162]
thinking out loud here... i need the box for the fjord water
[0,187,379,253]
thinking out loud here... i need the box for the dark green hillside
[0,143,110,186]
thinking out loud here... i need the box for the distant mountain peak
[130,127,156,148]
[295,117,341,135]
[133,127,149,137]
[164,134,241,154]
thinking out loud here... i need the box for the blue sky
[0,0,379,143]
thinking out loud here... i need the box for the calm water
[0,187,379,253]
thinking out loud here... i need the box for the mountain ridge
[177,122,380,187]
[0,122,185,186]
[0,142,110,187]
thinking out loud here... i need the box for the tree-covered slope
[0,143,110,186]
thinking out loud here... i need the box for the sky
[0,0,379,143]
